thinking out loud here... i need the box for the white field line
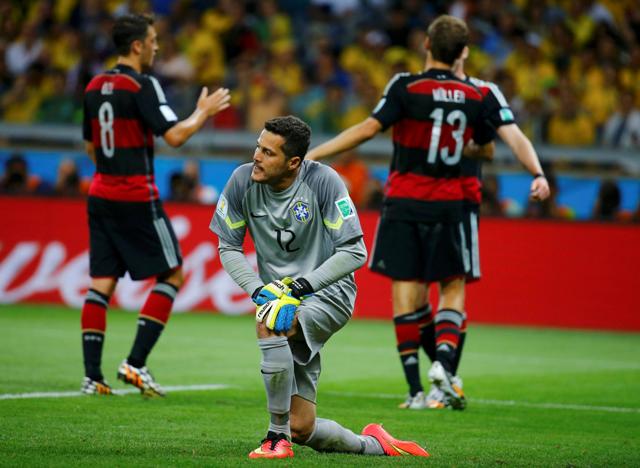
[0,384,230,400]
[2,385,639,414]
[324,391,640,414]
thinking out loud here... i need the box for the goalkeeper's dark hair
[264,116,311,160]
[112,13,154,56]
[426,15,468,65]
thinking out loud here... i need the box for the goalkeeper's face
[252,130,300,189]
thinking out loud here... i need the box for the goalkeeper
[209,116,428,459]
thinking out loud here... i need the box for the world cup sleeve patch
[216,194,229,219]
[335,197,355,219]
[500,108,514,122]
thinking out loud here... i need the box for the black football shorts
[369,217,465,282]
[88,201,182,280]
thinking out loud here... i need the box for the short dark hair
[427,15,468,65]
[112,14,154,56]
[264,116,311,159]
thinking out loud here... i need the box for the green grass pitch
[0,304,639,466]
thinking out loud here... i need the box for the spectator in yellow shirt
[547,88,596,146]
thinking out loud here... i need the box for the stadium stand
[0,0,639,220]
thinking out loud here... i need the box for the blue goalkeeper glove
[255,293,301,333]
[251,278,294,306]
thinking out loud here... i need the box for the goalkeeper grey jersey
[210,160,366,310]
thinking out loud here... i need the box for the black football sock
[435,308,464,373]
[81,289,110,381]
[417,304,436,362]
[127,282,177,368]
[452,312,467,375]
[394,312,423,396]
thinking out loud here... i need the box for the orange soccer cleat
[362,423,430,457]
[80,377,113,395]
[248,432,294,459]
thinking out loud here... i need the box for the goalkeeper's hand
[255,293,301,333]
[251,278,294,306]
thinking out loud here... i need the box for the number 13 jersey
[83,64,178,203]
[372,69,495,223]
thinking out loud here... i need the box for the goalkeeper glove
[256,293,301,333]
[287,277,314,299]
[251,278,294,305]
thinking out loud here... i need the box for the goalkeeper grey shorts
[288,280,354,403]
[369,217,465,283]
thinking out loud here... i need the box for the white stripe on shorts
[459,222,470,274]
[470,211,481,278]
[153,218,179,269]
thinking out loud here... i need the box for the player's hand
[197,87,231,116]
[252,278,294,306]
[529,175,550,201]
[255,293,301,333]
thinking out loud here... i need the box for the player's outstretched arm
[306,117,382,161]
[497,124,550,201]
[163,87,231,148]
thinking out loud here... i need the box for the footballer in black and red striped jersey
[80,13,230,396]
[305,15,496,408]
[370,69,496,228]
[83,65,177,203]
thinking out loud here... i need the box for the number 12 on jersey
[427,108,467,166]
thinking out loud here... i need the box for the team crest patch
[216,194,228,219]
[291,201,312,223]
[335,197,355,219]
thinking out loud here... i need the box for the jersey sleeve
[209,166,248,246]
[473,94,498,145]
[371,73,407,131]
[134,76,179,136]
[314,165,364,245]
[483,82,516,129]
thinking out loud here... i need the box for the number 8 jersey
[83,64,178,203]
[372,69,495,223]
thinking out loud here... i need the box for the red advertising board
[1,196,638,331]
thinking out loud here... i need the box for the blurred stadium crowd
[1,0,640,148]
[0,0,639,222]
